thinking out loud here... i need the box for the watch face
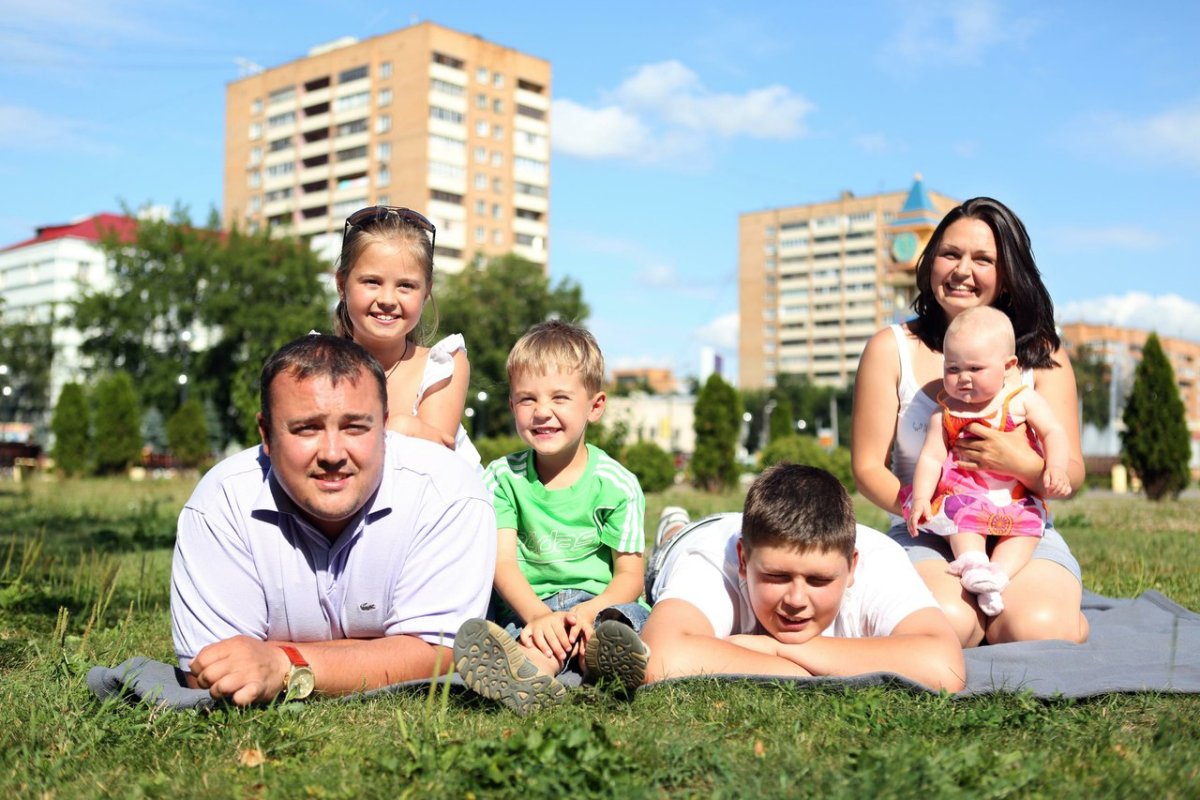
[892,231,918,263]
[287,667,316,700]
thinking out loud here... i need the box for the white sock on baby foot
[947,552,989,577]
[977,589,1005,617]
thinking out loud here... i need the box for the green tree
[1072,344,1111,429]
[767,394,796,443]
[438,253,588,435]
[622,440,676,493]
[167,397,210,468]
[141,406,167,452]
[91,371,143,474]
[0,316,55,425]
[75,208,331,447]
[50,383,91,476]
[692,373,742,491]
[1121,333,1191,500]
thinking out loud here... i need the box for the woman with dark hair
[852,197,1088,647]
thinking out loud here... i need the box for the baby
[904,306,1071,616]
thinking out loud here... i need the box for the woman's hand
[953,423,1044,489]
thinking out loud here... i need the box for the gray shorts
[885,523,1082,584]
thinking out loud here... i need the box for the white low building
[604,393,695,456]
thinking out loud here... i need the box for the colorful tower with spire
[884,173,941,316]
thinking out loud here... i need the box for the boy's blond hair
[506,320,605,393]
[945,306,1016,355]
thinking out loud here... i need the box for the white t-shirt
[650,513,937,639]
[170,431,496,669]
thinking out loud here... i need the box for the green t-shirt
[484,443,646,599]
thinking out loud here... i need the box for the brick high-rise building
[223,22,551,272]
[739,175,959,388]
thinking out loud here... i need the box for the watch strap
[278,645,309,668]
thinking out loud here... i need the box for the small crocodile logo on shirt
[359,602,376,611]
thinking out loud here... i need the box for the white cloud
[884,0,1039,66]
[0,0,168,67]
[1094,103,1200,171]
[1058,293,1200,341]
[0,104,113,153]
[552,60,814,165]
[695,312,740,350]
[1048,225,1166,251]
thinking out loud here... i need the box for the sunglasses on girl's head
[342,206,436,250]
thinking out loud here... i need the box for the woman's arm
[954,347,1084,495]
[851,328,905,515]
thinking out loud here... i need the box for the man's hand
[519,611,578,663]
[189,635,291,706]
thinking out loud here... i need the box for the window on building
[493,72,504,88]
[491,203,502,220]
[515,233,537,247]
[514,156,546,176]
[515,208,542,221]
[376,167,390,187]
[376,142,391,161]
[378,88,392,107]
[476,67,488,83]
[515,182,547,198]
[432,52,464,70]
[476,120,489,136]
[428,161,466,181]
[268,86,296,105]
[516,104,545,121]
[475,93,488,110]
[475,199,486,215]
[492,98,504,114]
[269,137,292,152]
[249,147,262,165]
[251,98,263,115]
[517,78,544,94]
[430,106,464,124]
[490,151,503,167]
[430,189,464,204]
[474,173,487,189]
[334,92,369,112]
[339,65,368,83]
[431,78,465,97]
[475,226,486,243]
[492,177,503,193]
[266,162,294,177]
[268,111,295,128]
[248,171,261,188]
[375,115,391,133]
[492,229,503,244]
[336,118,367,137]
[474,146,487,163]
[492,124,504,141]
[304,76,330,91]
[249,122,262,139]
[379,61,392,78]
[336,145,368,161]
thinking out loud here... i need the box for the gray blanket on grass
[87,590,1200,710]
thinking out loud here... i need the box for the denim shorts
[885,522,1082,584]
[493,588,650,639]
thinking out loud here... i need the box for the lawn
[2,476,1199,798]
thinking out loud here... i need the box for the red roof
[2,212,138,252]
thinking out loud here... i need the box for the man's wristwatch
[278,645,315,700]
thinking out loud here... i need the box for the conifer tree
[768,394,795,443]
[91,371,143,474]
[692,373,742,491]
[167,397,210,468]
[50,383,91,476]
[1121,333,1191,500]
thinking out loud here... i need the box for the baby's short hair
[741,463,856,561]
[945,306,1016,354]
[506,320,605,393]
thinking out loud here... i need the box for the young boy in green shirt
[453,320,649,714]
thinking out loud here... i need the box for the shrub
[167,397,210,468]
[474,435,526,467]
[1121,333,1190,500]
[621,440,676,493]
[760,435,857,494]
[50,383,91,476]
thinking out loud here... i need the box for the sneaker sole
[453,619,566,715]
[585,620,648,698]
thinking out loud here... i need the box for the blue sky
[2,0,1198,382]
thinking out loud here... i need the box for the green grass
[3,477,1200,798]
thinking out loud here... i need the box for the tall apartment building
[223,22,551,273]
[739,176,958,389]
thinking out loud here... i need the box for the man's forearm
[774,630,965,691]
[644,630,812,682]
[285,634,452,695]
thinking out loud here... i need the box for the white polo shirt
[650,514,937,639]
[170,432,496,670]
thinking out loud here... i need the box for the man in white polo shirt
[170,334,495,706]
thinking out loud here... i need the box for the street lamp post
[475,390,489,439]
